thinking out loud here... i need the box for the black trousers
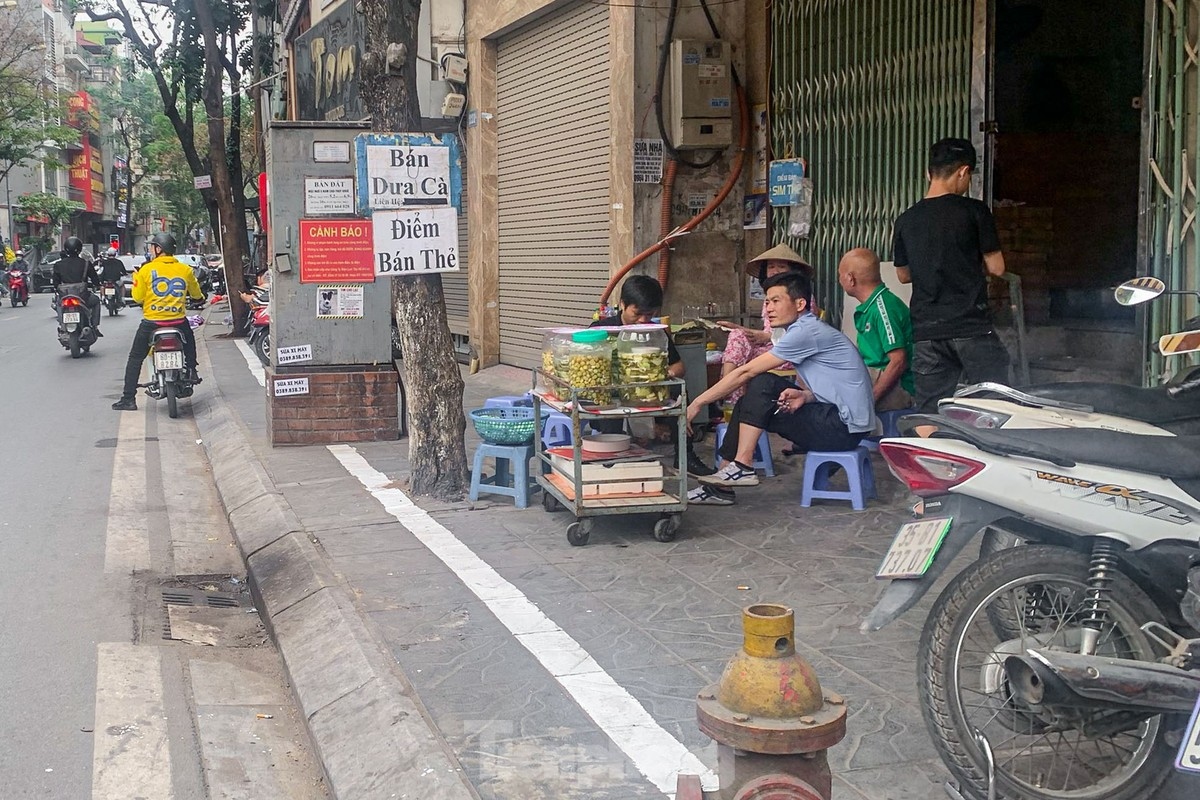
[718,373,864,462]
[121,319,196,399]
[913,333,1010,413]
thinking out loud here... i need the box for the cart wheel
[653,514,681,543]
[542,491,562,513]
[566,521,590,547]
[692,425,707,444]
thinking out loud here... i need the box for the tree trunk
[359,0,468,501]
[193,0,250,335]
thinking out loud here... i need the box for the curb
[194,333,477,800]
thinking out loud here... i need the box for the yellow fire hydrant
[691,603,847,800]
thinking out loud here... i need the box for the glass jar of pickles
[615,325,670,405]
[539,327,577,397]
[567,329,613,405]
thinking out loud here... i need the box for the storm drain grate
[161,587,246,640]
[162,588,243,609]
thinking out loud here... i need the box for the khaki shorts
[868,367,915,412]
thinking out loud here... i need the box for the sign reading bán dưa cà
[372,207,459,276]
[354,132,463,213]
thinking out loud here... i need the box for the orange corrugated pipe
[600,81,751,306]
[657,158,678,290]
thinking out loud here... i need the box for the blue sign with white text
[769,158,807,206]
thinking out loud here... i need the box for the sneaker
[688,485,735,506]
[111,397,137,411]
[94,328,104,338]
[697,460,760,487]
[686,449,717,477]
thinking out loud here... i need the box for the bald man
[838,248,914,412]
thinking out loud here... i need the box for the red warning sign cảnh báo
[299,219,375,283]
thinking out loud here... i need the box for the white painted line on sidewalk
[105,409,149,574]
[92,643,174,799]
[234,339,266,387]
[327,444,718,797]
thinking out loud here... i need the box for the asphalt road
[0,293,130,797]
[0,297,325,799]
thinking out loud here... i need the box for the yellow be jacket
[131,255,203,321]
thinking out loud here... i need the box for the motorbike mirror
[1114,276,1166,306]
[1158,330,1200,356]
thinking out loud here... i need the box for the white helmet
[105,247,118,257]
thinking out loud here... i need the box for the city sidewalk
[195,327,1198,800]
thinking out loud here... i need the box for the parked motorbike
[141,326,196,418]
[56,289,97,358]
[246,286,270,366]
[864,413,1200,800]
[6,268,28,307]
[101,281,121,316]
[939,277,1200,437]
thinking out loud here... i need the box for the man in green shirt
[838,248,914,412]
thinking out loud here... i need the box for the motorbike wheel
[9,294,14,308]
[920,545,1178,800]
[69,331,82,359]
[256,330,270,366]
[165,380,179,419]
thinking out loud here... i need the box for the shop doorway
[989,0,1145,326]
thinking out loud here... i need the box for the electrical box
[669,39,733,150]
[441,54,468,84]
[441,92,466,118]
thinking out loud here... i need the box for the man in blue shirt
[686,272,875,494]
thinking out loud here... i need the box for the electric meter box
[669,39,733,150]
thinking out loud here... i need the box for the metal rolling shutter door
[442,186,468,336]
[495,1,611,367]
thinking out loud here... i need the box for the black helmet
[64,236,83,256]
[150,232,177,255]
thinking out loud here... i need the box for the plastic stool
[484,395,533,409]
[469,443,535,508]
[713,422,775,477]
[800,446,877,510]
[542,412,576,448]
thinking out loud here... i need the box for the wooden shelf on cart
[544,473,678,506]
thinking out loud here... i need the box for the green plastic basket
[469,407,549,445]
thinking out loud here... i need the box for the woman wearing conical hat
[716,243,816,401]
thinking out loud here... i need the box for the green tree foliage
[17,192,84,252]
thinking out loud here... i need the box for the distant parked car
[118,254,146,306]
[31,256,58,294]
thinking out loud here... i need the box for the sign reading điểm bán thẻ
[372,207,459,276]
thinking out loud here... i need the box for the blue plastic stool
[484,395,533,409]
[713,422,775,477]
[542,412,575,448]
[863,407,916,451]
[800,446,877,510]
[469,443,535,508]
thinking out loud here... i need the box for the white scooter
[864,413,1200,800]
[939,277,1200,436]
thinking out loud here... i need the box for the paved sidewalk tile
[204,334,1200,800]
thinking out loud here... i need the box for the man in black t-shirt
[892,138,1010,412]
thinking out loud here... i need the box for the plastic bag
[788,178,814,238]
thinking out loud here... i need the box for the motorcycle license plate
[1178,694,1200,773]
[103,288,115,296]
[875,517,954,579]
[62,312,80,324]
[154,351,184,370]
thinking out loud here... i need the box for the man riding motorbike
[97,246,126,307]
[112,232,204,412]
[52,237,102,335]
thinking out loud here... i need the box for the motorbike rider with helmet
[112,232,204,412]
[97,246,127,306]
[52,236,102,335]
